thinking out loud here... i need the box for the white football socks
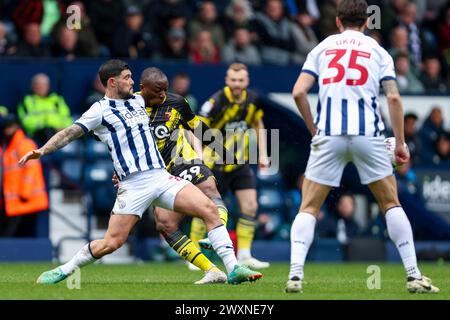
[208,225,237,273]
[237,249,251,261]
[60,242,98,275]
[289,212,317,280]
[385,206,422,279]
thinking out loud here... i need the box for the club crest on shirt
[165,111,172,121]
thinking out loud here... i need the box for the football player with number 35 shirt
[285,0,439,294]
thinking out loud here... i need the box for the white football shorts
[112,168,190,218]
[304,135,393,187]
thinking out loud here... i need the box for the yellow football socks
[236,214,256,253]
[165,230,213,272]
[190,217,207,248]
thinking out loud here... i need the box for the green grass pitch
[0,262,448,300]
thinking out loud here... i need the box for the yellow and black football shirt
[144,92,203,170]
[199,86,264,172]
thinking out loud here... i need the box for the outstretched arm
[292,72,317,136]
[18,124,85,166]
[382,79,409,165]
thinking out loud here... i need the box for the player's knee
[201,185,220,200]
[200,199,218,220]
[198,178,220,199]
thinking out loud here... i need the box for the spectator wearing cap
[112,5,156,59]
[222,27,261,65]
[158,27,189,61]
[0,112,49,237]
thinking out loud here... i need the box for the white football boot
[407,275,439,293]
[194,267,227,285]
[285,276,302,293]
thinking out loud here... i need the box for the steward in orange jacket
[0,114,49,217]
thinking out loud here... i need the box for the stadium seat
[83,161,116,216]
[53,139,84,161]
[258,188,284,212]
[256,170,283,188]
[284,189,301,220]
[83,160,114,188]
[85,138,110,161]
[61,159,83,184]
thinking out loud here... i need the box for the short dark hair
[404,113,418,121]
[337,0,368,28]
[98,59,130,87]
[140,67,168,84]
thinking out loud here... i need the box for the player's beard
[118,86,134,100]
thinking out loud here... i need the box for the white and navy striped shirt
[75,94,165,179]
[302,30,396,137]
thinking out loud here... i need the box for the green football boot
[227,264,262,285]
[36,267,68,284]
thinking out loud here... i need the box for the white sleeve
[133,94,147,112]
[74,102,102,133]
[134,93,145,105]
[301,46,320,78]
[379,50,396,82]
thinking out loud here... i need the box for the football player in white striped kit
[285,0,438,294]
[19,59,262,285]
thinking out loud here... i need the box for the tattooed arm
[18,124,85,166]
[382,79,409,165]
